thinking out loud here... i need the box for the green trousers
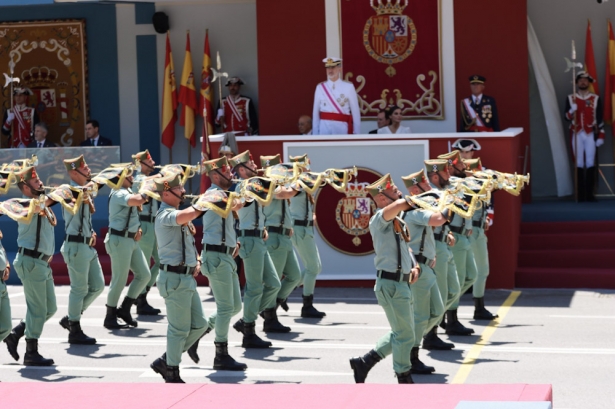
[138,221,160,294]
[157,269,209,366]
[266,232,301,301]
[434,241,461,311]
[61,242,105,321]
[373,277,415,374]
[201,251,242,343]
[105,234,151,307]
[239,236,281,323]
[14,253,57,339]
[0,280,11,342]
[291,225,322,296]
[469,227,489,298]
[411,264,445,346]
[449,233,478,309]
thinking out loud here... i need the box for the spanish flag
[605,19,615,126]
[584,20,599,95]
[179,32,198,147]
[161,32,178,150]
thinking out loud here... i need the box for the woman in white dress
[377,105,411,134]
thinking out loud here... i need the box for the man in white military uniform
[312,57,361,135]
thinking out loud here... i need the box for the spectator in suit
[27,123,57,148]
[369,109,390,134]
[80,120,113,146]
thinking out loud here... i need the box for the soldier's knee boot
[445,309,474,335]
[116,297,138,327]
[422,325,454,350]
[104,305,128,329]
[349,349,382,383]
[410,346,435,374]
[586,167,597,202]
[577,167,586,202]
[301,294,326,319]
[23,339,54,366]
[137,286,161,316]
[187,327,211,364]
[396,370,415,384]
[242,321,272,349]
[262,307,291,333]
[213,342,247,371]
[3,321,25,361]
[473,297,498,320]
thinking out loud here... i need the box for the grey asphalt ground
[0,285,613,409]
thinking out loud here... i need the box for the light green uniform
[235,182,280,324]
[290,191,321,296]
[449,213,477,309]
[263,197,301,301]
[0,238,11,343]
[403,208,444,346]
[60,181,105,321]
[156,202,208,366]
[104,188,151,307]
[201,184,242,343]
[369,210,415,374]
[133,174,160,295]
[14,209,57,339]
[469,204,489,298]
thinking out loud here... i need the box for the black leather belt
[472,220,485,229]
[66,234,92,245]
[205,244,235,255]
[161,264,195,275]
[268,226,292,236]
[139,215,155,223]
[449,225,470,236]
[377,270,410,283]
[110,228,137,239]
[434,232,446,242]
[294,220,314,227]
[19,247,52,263]
[240,229,263,238]
[416,254,436,268]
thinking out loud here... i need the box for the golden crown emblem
[345,181,369,198]
[21,66,58,88]
[370,0,407,16]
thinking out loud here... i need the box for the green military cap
[154,173,183,192]
[260,154,281,168]
[15,166,39,183]
[202,156,229,174]
[132,149,152,164]
[424,159,448,173]
[401,169,426,188]
[437,150,462,167]
[230,150,252,168]
[63,155,87,172]
[366,173,395,197]
[463,158,483,171]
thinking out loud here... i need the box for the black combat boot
[242,321,272,348]
[396,370,415,384]
[213,342,247,371]
[150,353,168,380]
[104,305,128,329]
[3,321,25,361]
[68,320,97,345]
[410,346,435,374]
[233,318,245,334]
[23,339,54,366]
[277,297,289,312]
[445,309,474,335]
[422,326,454,350]
[586,167,597,202]
[116,297,138,327]
[349,349,382,383]
[473,297,499,320]
[187,328,211,364]
[59,315,70,331]
[301,295,326,319]
[136,286,161,315]
[165,366,185,383]
[262,307,291,333]
[577,167,586,202]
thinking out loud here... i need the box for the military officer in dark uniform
[459,75,500,132]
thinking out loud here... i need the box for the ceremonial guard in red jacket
[216,77,258,136]
[2,87,39,148]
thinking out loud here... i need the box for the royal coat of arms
[335,181,376,246]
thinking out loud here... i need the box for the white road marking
[548,315,615,319]
[140,367,349,378]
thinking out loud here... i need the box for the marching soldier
[3,166,57,365]
[103,165,151,329]
[229,150,281,348]
[199,156,246,370]
[58,156,104,344]
[2,87,39,148]
[131,150,162,315]
[150,174,209,383]
[459,75,500,132]
[424,159,463,343]
[261,154,301,331]
[289,154,326,318]
[312,57,361,135]
[0,230,11,359]
[401,169,451,374]
[437,150,476,336]
[215,77,259,136]
[349,174,419,384]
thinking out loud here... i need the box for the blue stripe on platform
[522,199,615,222]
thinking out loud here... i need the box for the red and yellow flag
[584,20,599,94]
[200,30,214,193]
[605,19,615,126]
[161,32,178,150]
[179,32,198,147]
